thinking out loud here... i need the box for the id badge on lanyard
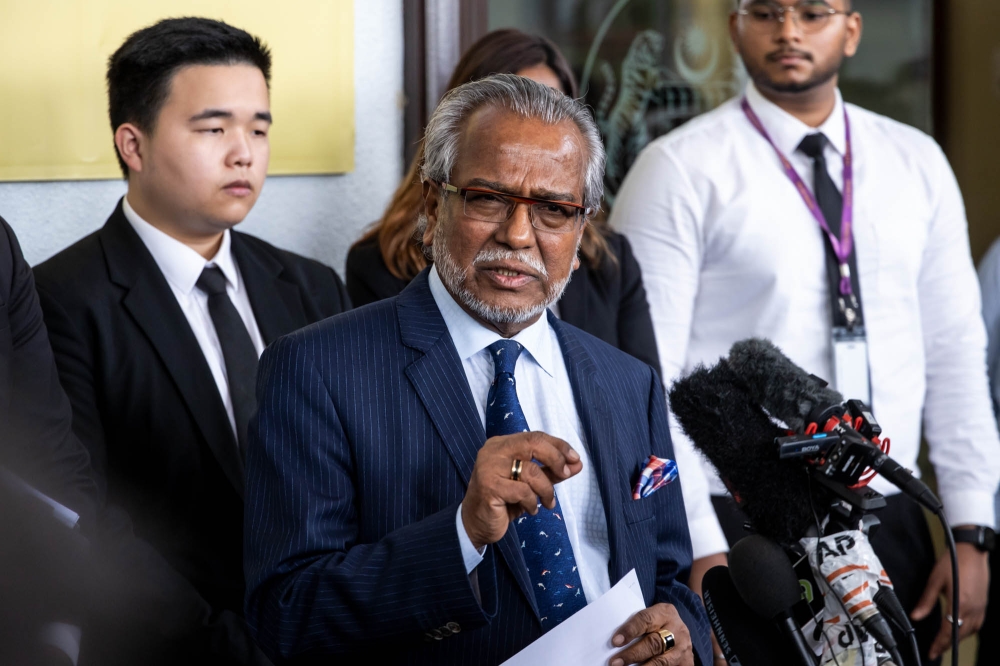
[742,98,872,403]
[833,326,871,404]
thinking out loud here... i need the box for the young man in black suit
[33,18,349,663]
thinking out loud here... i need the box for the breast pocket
[621,468,655,525]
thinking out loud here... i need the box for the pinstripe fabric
[244,270,711,665]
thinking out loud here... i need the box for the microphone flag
[799,530,893,666]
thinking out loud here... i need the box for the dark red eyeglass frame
[433,180,593,220]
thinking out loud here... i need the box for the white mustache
[471,248,548,278]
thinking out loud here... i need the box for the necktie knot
[196,266,229,296]
[488,339,523,377]
[798,132,828,160]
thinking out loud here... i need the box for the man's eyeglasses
[737,1,852,35]
[434,181,591,235]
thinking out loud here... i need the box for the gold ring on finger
[657,629,675,654]
[510,459,523,482]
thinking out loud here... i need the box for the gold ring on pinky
[657,629,675,654]
[510,459,524,482]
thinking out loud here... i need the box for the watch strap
[952,526,996,552]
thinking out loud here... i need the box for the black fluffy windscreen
[727,338,843,433]
[668,359,834,544]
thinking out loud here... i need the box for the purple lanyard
[741,98,855,298]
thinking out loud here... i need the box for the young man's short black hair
[107,17,272,178]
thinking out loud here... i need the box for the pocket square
[632,455,678,500]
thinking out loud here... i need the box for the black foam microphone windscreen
[702,565,794,666]
[727,338,844,432]
[668,360,835,543]
[728,536,818,666]
[728,535,804,617]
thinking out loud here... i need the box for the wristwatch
[952,526,997,552]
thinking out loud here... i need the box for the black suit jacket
[33,199,350,620]
[1,215,99,524]
[346,230,661,369]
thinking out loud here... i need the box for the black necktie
[196,266,258,453]
[797,133,863,325]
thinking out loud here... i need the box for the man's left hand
[609,603,693,666]
[911,540,990,661]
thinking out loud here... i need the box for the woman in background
[346,28,659,370]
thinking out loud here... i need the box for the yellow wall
[0,0,354,181]
[944,0,1000,263]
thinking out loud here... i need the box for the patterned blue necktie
[485,340,587,630]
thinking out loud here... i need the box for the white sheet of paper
[500,569,646,666]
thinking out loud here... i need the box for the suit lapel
[551,315,628,583]
[231,233,307,345]
[101,202,245,497]
[398,271,540,619]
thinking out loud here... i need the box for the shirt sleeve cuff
[938,488,997,528]
[687,511,729,560]
[456,504,486,574]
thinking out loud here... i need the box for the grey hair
[420,73,605,212]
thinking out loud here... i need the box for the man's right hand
[461,431,582,550]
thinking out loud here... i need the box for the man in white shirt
[244,74,710,666]
[610,1,1000,662]
[33,18,349,664]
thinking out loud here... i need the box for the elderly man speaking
[244,74,710,666]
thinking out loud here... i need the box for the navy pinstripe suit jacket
[244,270,711,665]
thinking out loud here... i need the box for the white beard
[432,223,575,326]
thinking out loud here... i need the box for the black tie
[797,133,863,326]
[196,266,258,453]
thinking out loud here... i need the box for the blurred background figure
[976,237,1000,666]
[1,212,268,665]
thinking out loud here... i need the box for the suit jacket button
[439,626,453,638]
[446,622,461,633]
[428,628,444,640]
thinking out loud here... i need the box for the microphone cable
[874,586,921,666]
[933,506,960,666]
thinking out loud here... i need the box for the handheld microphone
[728,535,818,666]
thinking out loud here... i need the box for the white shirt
[122,196,266,440]
[610,82,1000,535]
[429,267,612,603]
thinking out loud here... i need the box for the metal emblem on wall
[577,0,742,205]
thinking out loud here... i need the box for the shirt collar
[744,80,847,157]
[428,266,556,377]
[122,195,239,296]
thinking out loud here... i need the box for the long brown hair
[356,28,612,281]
